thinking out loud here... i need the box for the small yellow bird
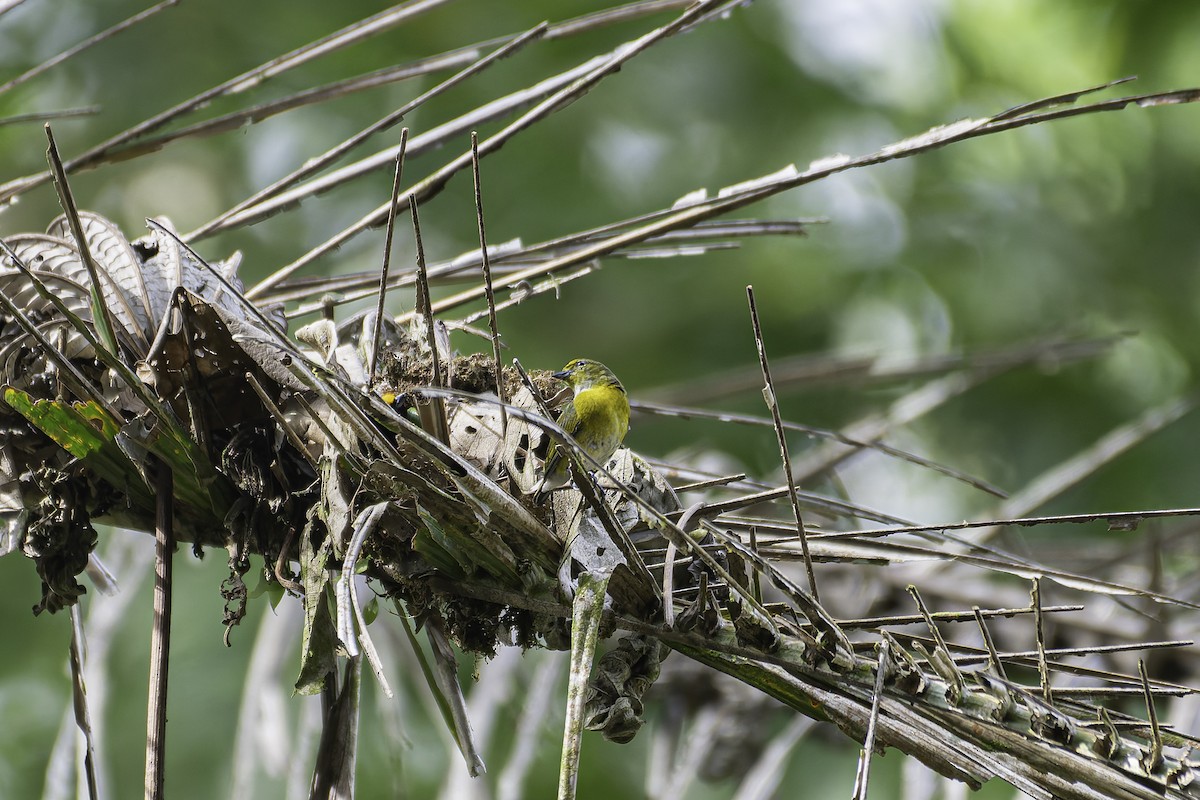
[538,358,630,498]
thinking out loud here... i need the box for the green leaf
[4,389,116,460]
[413,504,469,579]
[295,518,338,696]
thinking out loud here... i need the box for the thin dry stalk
[68,606,100,800]
[370,133,410,385]
[471,131,507,438]
[746,284,818,600]
[145,464,173,800]
[0,1,177,97]
[851,639,891,800]
[412,203,450,444]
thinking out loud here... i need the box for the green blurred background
[1,1,1199,797]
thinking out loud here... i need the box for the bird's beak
[552,370,570,380]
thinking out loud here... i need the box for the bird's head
[552,358,623,393]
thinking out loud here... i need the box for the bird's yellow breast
[572,385,630,448]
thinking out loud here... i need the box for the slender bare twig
[965,639,1193,667]
[883,628,1196,695]
[68,605,100,800]
[91,4,699,188]
[44,125,123,357]
[972,606,1008,680]
[851,638,890,800]
[646,333,1123,405]
[838,603,1083,631]
[0,107,99,126]
[748,524,763,605]
[145,463,174,800]
[791,370,996,489]
[390,85,1200,326]
[471,131,508,438]
[96,53,471,166]
[0,0,179,97]
[237,0,735,292]
[0,0,30,19]
[815,506,1200,540]
[633,399,1006,498]
[1031,579,1053,705]
[192,22,547,244]
[412,203,450,444]
[968,395,1197,545]
[661,537,678,630]
[1138,660,1165,773]
[271,219,805,318]
[1054,687,1192,699]
[183,3,698,240]
[746,284,818,601]
[671,472,747,493]
[369,132,409,385]
[0,1,454,203]
[906,586,965,703]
